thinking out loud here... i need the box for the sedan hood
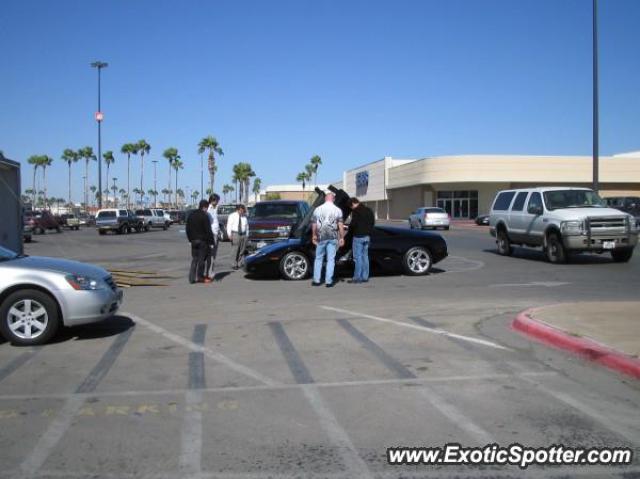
[8,256,109,278]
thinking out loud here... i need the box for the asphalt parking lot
[1,224,639,478]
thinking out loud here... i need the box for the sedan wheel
[0,290,59,345]
[279,252,310,280]
[403,246,432,275]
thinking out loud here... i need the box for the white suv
[489,187,638,263]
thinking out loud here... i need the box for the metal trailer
[0,153,22,254]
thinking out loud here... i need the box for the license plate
[256,241,267,249]
[602,241,616,250]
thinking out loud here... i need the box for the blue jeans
[313,239,338,284]
[352,235,370,281]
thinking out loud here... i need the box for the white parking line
[126,312,279,387]
[320,306,510,351]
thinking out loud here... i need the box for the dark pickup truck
[248,200,310,249]
[96,209,145,235]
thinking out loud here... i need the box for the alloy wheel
[283,253,308,280]
[7,298,49,340]
[405,247,431,274]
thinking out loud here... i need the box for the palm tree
[103,150,115,205]
[132,187,142,207]
[112,185,119,206]
[232,163,242,203]
[222,184,233,203]
[176,188,185,207]
[252,177,262,203]
[137,140,151,204]
[305,163,315,188]
[79,146,96,209]
[61,149,79,207]
[27,155,41,205]
[172,158,184,208]
[40,155,53,208]
[120,143,137,208]
[309,155,322,185]
[89,185,97,207]
[161,188,170,204]
[197,136,223,194]
[148,189,158,206]
[162,147,179,201]
[191,190,199,204]
[242,163,256,204]
[119,188,126,206]
[24,189,34,205]
[296,172,310,193]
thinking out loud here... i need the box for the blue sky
[1,0,639,201]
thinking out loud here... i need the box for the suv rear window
[425,208,446,214]
[492,191,516,211]
[511,192,529,211]
[97,211,116,218]
[119,210,128,216]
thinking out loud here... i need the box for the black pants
[189,240,210,283]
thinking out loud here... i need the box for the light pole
[592,0,599,192]
[200,153,204,200]
[152,160,158,207]
[91,61,108,208]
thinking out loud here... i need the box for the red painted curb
[512,307,640,380]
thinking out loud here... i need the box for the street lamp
[592,0,599,192]
[91,60,108,208]
[152,160,158,207]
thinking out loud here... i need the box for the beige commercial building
[257,184,329,203]
[338,152,640,219]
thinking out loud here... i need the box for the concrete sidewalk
[513,302,640,379]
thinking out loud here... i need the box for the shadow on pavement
[213,271,233,282]
[51,315,135,343]
[482,248,613,264]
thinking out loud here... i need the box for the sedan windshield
[543,190,604,211]
[0,245,18,261]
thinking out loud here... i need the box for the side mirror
[528,205,543,215]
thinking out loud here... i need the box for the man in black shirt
[347,197,375,283]
[186,199,215,284]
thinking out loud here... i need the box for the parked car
[489,187,638,263]
[217,204,241,241]
[77,213,93,226]
[22,217,33,243]
[0,244,123,345]
[152,209,172,228]
[408,207,450,230]
[135,208,168,230]
[25,210,61,234]
[248,200,311,250]
[475,214,490,226]
[603,196,640,222]
[168,210,186,225]
[244,186,448,280]
[95,209,144,235]
[59,214,81,230]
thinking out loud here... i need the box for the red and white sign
[95,111,104,122]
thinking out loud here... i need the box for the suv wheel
[279,251,310,280]
[496,230,512,256]
[0,289,60,345]
[611,248,633,263]
[403,246,433,275]
[546,233,567,264]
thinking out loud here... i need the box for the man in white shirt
[226,204,249,269]
[205,194,220,279]
[311,190,345,287]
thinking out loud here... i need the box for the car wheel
[496,229,512,256]
[0,289,60,346]
[162,224,168,231]
[403,246,432,275]
[56,226,61,233]
[99,230,106,235]
[611,247,633,263]
[279,251,310,280]
[24,235,32,243]
[546,233,567,264]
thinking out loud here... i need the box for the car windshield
[97,211,116,218]
[218,205,236,215]
[543,190,605,210]
[0,245,18,261]
[250,203,299,219]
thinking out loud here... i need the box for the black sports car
[244,186,448,280]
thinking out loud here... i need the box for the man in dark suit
[186,199,215,284]
[347,197,375,283]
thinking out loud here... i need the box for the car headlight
[560,220,584,236]
[277,225,291,237]
[65,274,103,290]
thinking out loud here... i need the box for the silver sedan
[0,245,123,345]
